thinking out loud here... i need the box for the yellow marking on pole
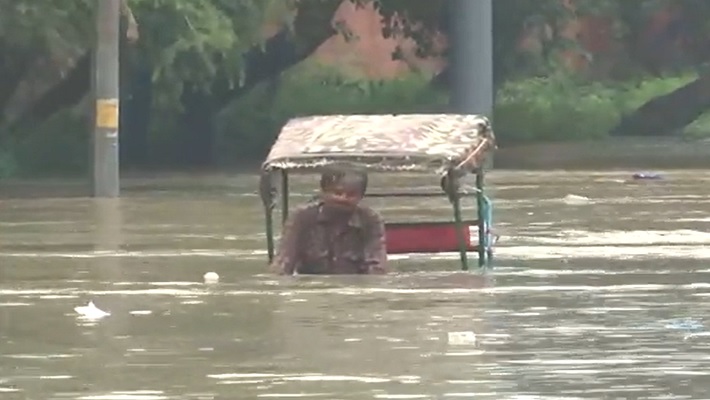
[96,99,119,129]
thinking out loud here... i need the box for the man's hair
[319,164,368,195]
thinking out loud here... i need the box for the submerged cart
[258,114,497,270]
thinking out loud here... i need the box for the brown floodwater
[1,170,710,399]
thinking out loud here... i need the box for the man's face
[322,183,363,212]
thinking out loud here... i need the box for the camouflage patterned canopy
[261,114,495,173]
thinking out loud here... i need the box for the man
[270,165,388,275]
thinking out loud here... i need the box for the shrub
[0,147,18,179]
[218,66,710,165]
[3,65,708,177]
[214,63,448,165]
[685,113,710,139]
[3,107,89,177]
[493,73,709,144]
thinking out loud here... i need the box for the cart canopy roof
[261,114,495,174]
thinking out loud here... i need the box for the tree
[0,0,346,167]
[607,0,710,136]
[362,0,579,90]
[6,0,710,173]
[0,0,92,127]
[366,0,710,137]
[1,0,281,125]
[164,0,345,166]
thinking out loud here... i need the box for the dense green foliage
[1,0,710,178]
[495,73,710,143]
[130,0,288,104]
[214,68,710,161]
[4,64,708,179]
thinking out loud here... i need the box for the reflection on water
[1,170,710,399]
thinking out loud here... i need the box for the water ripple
[3,171,710,399]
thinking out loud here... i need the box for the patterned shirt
[270,201,388,275]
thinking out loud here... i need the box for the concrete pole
[93,0,121,197]
[450,0,493,117]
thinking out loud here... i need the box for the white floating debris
[74,301,110,320]
[129,310,153,316]
[684,332,710,341]
[447,331,477,346]
[77,392,168,400]
[203,272,219,284]
[562,194,591,205]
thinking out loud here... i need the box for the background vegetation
[1,0,710,178]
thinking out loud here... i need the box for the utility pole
[450,0,493,117]
[93,0,121,197]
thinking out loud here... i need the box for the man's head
[319,165,368,212]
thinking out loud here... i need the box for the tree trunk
[610,73,710,137]
[175,0,342,167]
[8,0,342,167]
[212,0,341,109]
[8,52,90,132]
[177,87,215,167]
[0,43,36,122]
[120,66,152,168]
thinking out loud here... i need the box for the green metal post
[476,169,486,268]
[263,171,276,262]
[449,171,469,271]
[281,170,289,225]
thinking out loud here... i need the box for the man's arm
[362,208,388,274]
[269,207,306,275]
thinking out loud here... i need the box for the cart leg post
[476,170,487,268]
[260,172,277,263]
[281,169,289,225]
[265,205,275,263]
[484,194,494,267]
[449,171,469,271]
